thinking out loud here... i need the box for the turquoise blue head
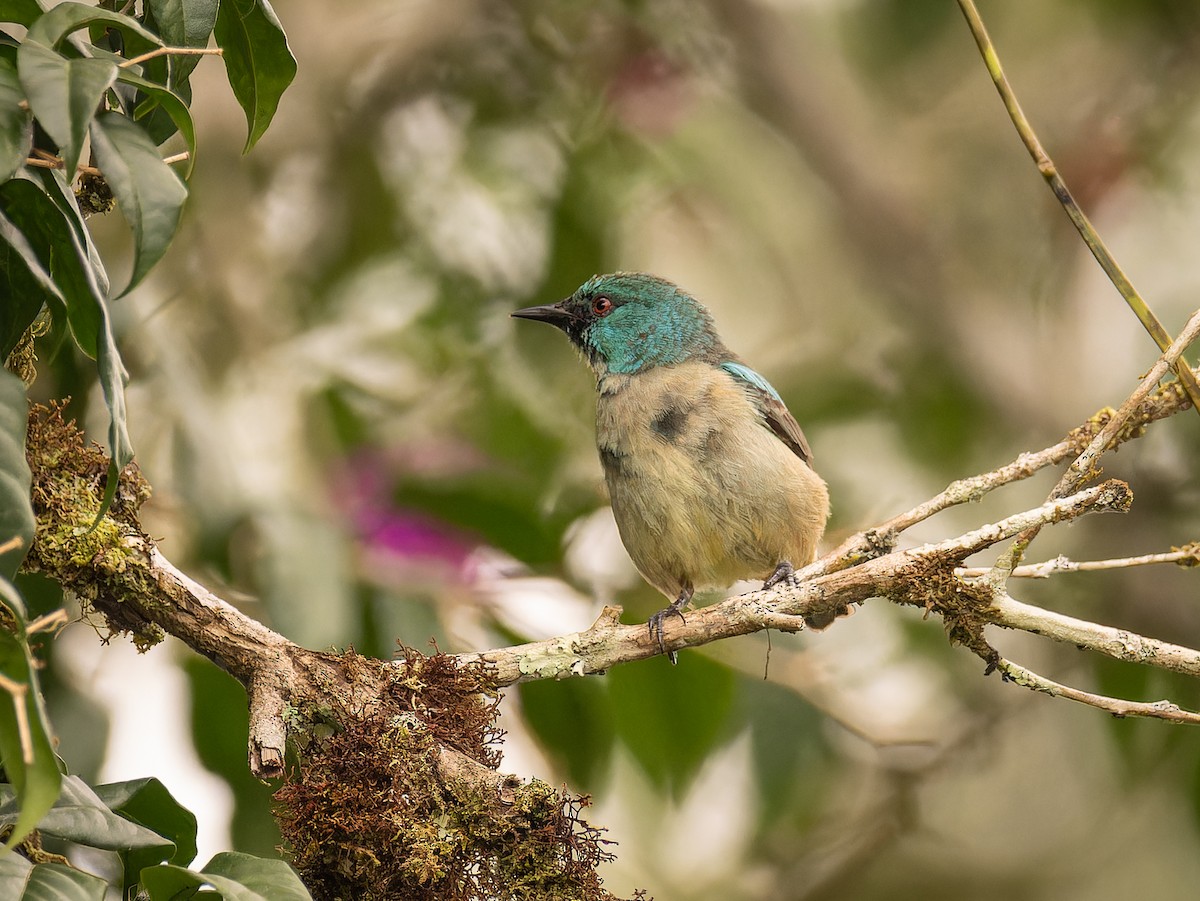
[512,273,726,374]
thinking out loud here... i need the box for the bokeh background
[19,0,1200,898]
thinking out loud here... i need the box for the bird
[512,272,829,663]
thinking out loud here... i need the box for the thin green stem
[957,0,1200,416]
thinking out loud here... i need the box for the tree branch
[960,544,1200,578]
[995,658,1200,725]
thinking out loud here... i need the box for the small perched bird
[513,273,829,662]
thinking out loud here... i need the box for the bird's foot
[763,560,798,590]
[648,592,690,665]
[763,559,833,629]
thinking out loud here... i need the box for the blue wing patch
[719,360,814,464]
[720,361,783,402]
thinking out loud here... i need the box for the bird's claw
[648,604,687,665]
[763,560,798,590]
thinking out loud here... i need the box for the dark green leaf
[606,649,737,795]
[0,227,48,362]
[741,676,829,825]
[518,677,614,791]
[25,2,161,55]
[31,165,110,300]
[0,0,42,28]
[141,851,312,900]
[0,370,32,578]
[16,41,116,177]
[94,776,198,866]
[118,69,196,176]
[0,853,108,901]
[0,177,105,356]
[22,775,174,856]
[148,0,218,84]
[0,208,63,358]
[0,177,128,492]
[214,0,296,153]
[0,58,29,184]
[94,307,132,518]
[89,111,187,295]
[0,582,62,850]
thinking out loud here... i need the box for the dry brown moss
[274,649,636,901]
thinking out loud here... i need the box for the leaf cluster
[0,772,310,898]
[0,0,298,883]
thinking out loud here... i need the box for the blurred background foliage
[18,0,1200,898]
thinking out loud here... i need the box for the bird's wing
[719,361,814,465]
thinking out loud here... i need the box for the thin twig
[0,672,33,763]
[818,368,1195,576]
[996,657,1200,725]
[0,536,22,556]
[956,0,1200,414]
[26,609,69,635]
[960,544,1200,578]
[24,150,190,178]
[464,480,1134,686]
[118,46,223,69]
[24,157,102,177]
[994,308,1200,575]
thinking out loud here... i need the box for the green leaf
[95,306,132,517]
[0,209,63,358]
[0,58,29,184]
[0,853,108,901]
[0,582,62,850]
[94,776,198,866]
[0,0,43,28]
[118,69,196,176]
[17,41,116,177]
[518,677,614,791]
[141,851,312,900]
[88,111,187,295]
[21,775,174,856]
[0,370,32,578]
[606,650,737,795]
[0,177,132,505]
[31,165,110,300]
[214,0,295,153]
[0,177,105,355]
[148,0,218,84]
[25,2,161,54]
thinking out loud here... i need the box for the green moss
[21,404,162,649]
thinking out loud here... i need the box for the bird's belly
[607,448,769,593]
[600,419,824,596]
[595,364,828,598]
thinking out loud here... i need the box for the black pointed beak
[511,302,575,332]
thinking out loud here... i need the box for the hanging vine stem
[956,0,1200,415]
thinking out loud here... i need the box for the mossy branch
[18,366,1200,898]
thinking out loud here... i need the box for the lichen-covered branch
[19,344,1200,895]
[463,479,1136,686]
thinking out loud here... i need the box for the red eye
[592,296,613,316]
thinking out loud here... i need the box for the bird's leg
[648,585,693,665]
[764,559,846,629]
[763,560,797,590]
